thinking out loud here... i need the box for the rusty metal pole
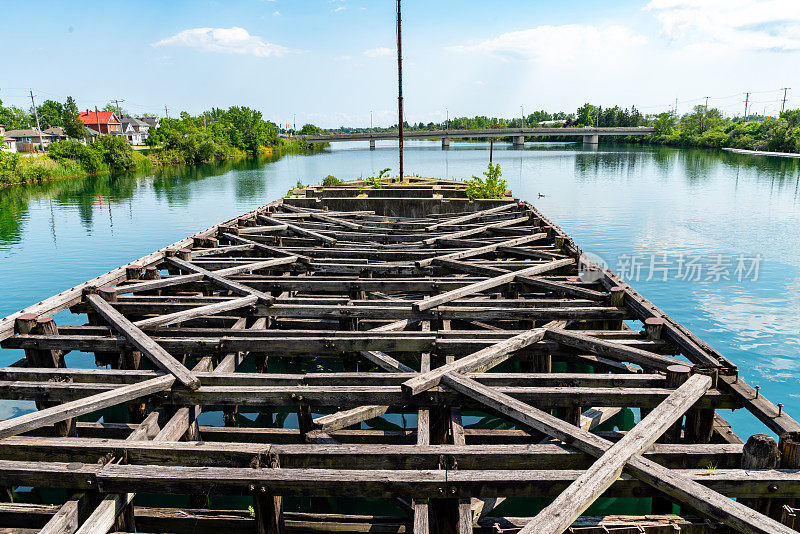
[396,0,404,181]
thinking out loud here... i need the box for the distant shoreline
[722,147,800,159]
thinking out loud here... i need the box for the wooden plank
[421,215,530,245]
[211,256,299,277]
[87,294,200,389]
[259,215,337,246]
[415,233,546,268]
[516,274,607,300]
[167,257,275,305]
[444,373,794,534]
[520,374,711,533]
[412,259,574,311]
[38,493,91,534]
[222,233,310,261]
[545,328,689,370]
[133,295,258,329]
[424,202,518,231]
[402,323,561,396]
[113,274,205,295]
[313,406,390,433]
[0,375,173,440]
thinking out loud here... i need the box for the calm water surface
[1,140,799,442]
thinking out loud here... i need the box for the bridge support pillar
[441,137,450,150]
[369,138,375,150]
[583,134,599,145]
[513,135,525,147]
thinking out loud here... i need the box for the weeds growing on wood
[465,162,507,200]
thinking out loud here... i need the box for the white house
[0,125,16,153]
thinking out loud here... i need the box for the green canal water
[0,140,798,516]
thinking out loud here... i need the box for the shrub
[94,136,135,171]
[48,140,104,172]
[465,162,507,200]
[322,175,342,186]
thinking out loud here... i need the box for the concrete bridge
[303,126,655,149]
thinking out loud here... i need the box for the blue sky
[2,0,799,128]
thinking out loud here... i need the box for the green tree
[36,99,65,128]
[0,99,32,130]
[63,97,85,139]
[652,111,677,136]
[299,123,323,135]
[576,103,600,126]
[102,102,129,118]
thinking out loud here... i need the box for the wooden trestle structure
[1,177,799,534]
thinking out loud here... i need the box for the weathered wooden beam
[259,215,337,246]
[402,322,564,396]
[415,233,545,268]
[113,273,205,295]
[444,374,794,534]
[421,215,530,246]
[133,295,258,329]
[424,202,519,231]
[521,374,711,533]
[0,375,173,440]
[211,256,299,277]
[167,257,275,305]
[413,259,574,311]
[86,294,200,389]
[222,233,310,261]
[545,328,689,370]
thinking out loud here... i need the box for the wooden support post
[14,314,73,437]
[659,365,691,443]
[253,454,285,534]
[775,432,800,517]
[413,338,431,534]
[685,366,718,444]
[125,265,142,280]
[740,434,781,516]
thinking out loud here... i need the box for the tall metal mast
[396,0,404,180]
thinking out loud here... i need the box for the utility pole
[370,110,373,131]
[111,99,125,118]
[781,87,791,113]
[674,98,678,115]
[702,96,710,132]
[446,107,449,130]
[744,92,750,121]
[164,105,169,119]
[29,89,45,151]
[396,0,404,180]
[293,114,296,132]
[95,106,101,135]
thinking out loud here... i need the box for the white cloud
[272,10,280,16]
[153,27,294,58]
[363,46,393,58]
[333,6,346,12]
[450,24,646,62]
[646,0,800,51]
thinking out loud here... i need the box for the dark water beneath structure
[1,140,798,515]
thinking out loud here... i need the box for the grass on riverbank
[0,137,317,187]
[0,150,152,186]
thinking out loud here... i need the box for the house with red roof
[78,110,122,135]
